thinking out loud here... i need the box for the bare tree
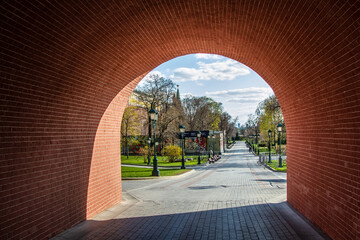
[220,112,238,142]
[134,74,176,136]
[134,74,184,148]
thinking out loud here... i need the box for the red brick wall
[0,1,359,239]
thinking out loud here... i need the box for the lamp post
[268,129,272,163]
[223,130,226,153]
[277,123,283,167]
[179,125,186,169]
[208,135,211,159]
[212,134,215,157]
[149,108,159,176]
[147,138,151,165]
[197,131,201,164]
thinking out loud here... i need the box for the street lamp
[223,130,226,153]
[179,125,186,169]
[147,137,151,165]
[149,108,159,176]
[255,134,259,155]
[277,123,283,167]
[268,129,272,163]
[197,131,201,164]
[212,134,215,157]
[207,135,211,159]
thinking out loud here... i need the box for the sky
[139,54,274,125]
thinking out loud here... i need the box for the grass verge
[121,155,208,166]
[121,166,192,178]
[265,160,287,172]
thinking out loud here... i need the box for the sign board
[183,130,210,138]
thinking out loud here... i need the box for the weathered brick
[0,0,359,239]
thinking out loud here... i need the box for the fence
[185,149,215,156]
[258,152,287,165]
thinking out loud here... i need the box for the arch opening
[0,1,358,239]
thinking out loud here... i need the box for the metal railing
[258,152,287,165]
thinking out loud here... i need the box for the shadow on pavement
[254,179,287,183]
[55,202,329,240]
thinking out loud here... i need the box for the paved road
[56,142,326,240]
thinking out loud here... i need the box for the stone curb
[262,163,287,173]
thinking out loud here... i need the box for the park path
[56,142,326,240]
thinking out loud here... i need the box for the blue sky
[139,54,274,124]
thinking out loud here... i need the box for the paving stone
[79,142,325,240]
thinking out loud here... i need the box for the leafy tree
[121,106,141,158]
[182,96,223,131]
[258,95,283,143]
[244,94,285,148]
[208,99,223,130]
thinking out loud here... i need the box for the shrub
[139,146,153,163]
[163,145,182,162]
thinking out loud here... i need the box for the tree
[258,95,283,143]
[134,74,184,149]
[121,106,140,158]
[157,101,183,149]
[244,94,285,148]
[182,96,198,130]
[244,113,259,137]
[182,96,223,131]
[220,113,238,142]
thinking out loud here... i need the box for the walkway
[55,142,327,240]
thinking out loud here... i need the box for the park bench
[208,154,221,164]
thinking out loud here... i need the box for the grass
[121,155,208,166]
[265,160,287,172]
[251,144,283,155]
[121,166,192,178]
[257,147,276,153]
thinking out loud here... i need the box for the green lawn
[121,166,192,178]
[257,146,276,153]
[266,160,287,172]
[121,155,208,166]
[251,144,276,153]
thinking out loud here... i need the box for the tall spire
[176,85,180,100]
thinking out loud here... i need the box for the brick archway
[0,1,358,239]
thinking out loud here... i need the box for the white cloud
[194,53,222,60]
[205,87,273,99]
[182,93,195,98]
[205,87,274,124]
[144,70,166,79]
[138,70,166,86]
[170,59,250,83]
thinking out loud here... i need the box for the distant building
[128,92,146,108]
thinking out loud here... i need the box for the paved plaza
[55,142,327,240]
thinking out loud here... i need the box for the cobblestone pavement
[58,142,326,240]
